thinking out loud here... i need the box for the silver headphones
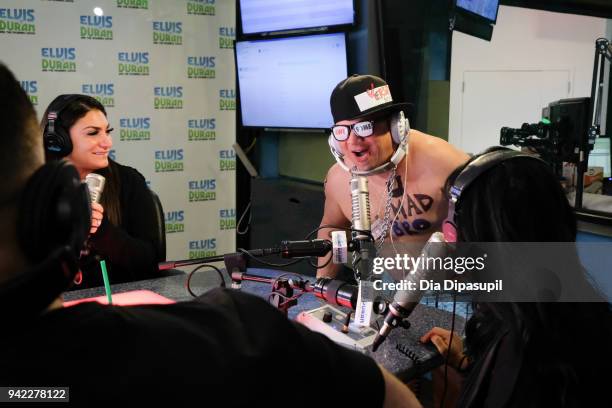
[328,110,410,176]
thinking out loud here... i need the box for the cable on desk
[396,343,422,399]
[186,264,225,297]
[440,292,458,408]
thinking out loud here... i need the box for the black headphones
[442,148,545,243]
[43,94,81,157]
[0,160,91,319]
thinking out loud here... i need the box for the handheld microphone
[372,232,448,352]
[79,173,106,263]
[85,173,105,204]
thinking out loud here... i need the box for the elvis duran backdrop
[0,0,237,262]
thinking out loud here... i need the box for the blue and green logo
[0,8,35,34]
[187,0,215,16]
[165,210,185,233]
[219,208,236,230]
[80,15,113,40]
[155,149,184,173]
[219,26,234,49]
[188,179,216,202]
[117,0,148,9]
[189,238,217,259]
[219,149,236,171]
[187,56,215,79]
[119,117,150,141]
[118,51,149,76]
[82,83,115,107]
[153,21,182,45]
[20,80,38,105]
[154,86,183,109]
[41,48,76,72]
[188,118,216,141]
[219,89,235,111]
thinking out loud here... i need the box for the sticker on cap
[354,85,393,112]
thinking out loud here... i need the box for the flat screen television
[456,0,499,23]
[239,0,355,35]
[235,32,348,130]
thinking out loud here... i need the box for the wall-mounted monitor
[235,32,348,130]
[456,0,500,23]
[239,0,355,36]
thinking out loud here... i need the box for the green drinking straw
[100,260,113,304]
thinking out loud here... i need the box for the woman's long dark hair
[40,95,121,226]
[446,147,611,407]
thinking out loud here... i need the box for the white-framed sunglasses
[331,120,375,141]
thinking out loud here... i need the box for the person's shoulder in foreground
[1,288,418,406]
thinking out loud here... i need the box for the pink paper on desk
[63,290,175,307]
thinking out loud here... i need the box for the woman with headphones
[421,147,611,407]
[40,94,160,288]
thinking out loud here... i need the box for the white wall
[449,5,608,154]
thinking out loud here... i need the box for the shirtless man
[317,74,468,279]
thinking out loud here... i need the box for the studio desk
[63,268,464,382]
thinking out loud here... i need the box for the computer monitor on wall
[239,0,355,36]
[455,0,499,23]
[235,32,348,130]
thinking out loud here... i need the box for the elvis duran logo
[189,238,217,259]
[117,0,148,9]
[119,117,150,141]
[80,15,113,40]
[219,89,235,111]
[187,0,215,16]
[153,21,182,45]
[82,83,115,107]
[188,179,216,202]
[165,210,185,233]
[219,208,235,230]
[154,86,183,109]
[188,118,216,141]
[155,149,184,173]
[219,26,234,49]
[0,8,35,34]
[20,80,38,105]
[187,56,215,79]
[118,52,149,76]
[108,149,117,161]
[41,0,74,2]
[219,149,236,171]
[41,48,76,72]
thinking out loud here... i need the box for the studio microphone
[311,277,358,310]
[350,173,377,327]
[85,173,106,204]
[350,174,371,240]
[350,173,375,280]
[372,232,448,352]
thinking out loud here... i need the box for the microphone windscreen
[85,173,106,204]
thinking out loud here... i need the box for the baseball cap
[330,74,410,124]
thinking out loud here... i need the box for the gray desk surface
[63,268,465,380]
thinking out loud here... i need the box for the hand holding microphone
[85,173,105,234]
